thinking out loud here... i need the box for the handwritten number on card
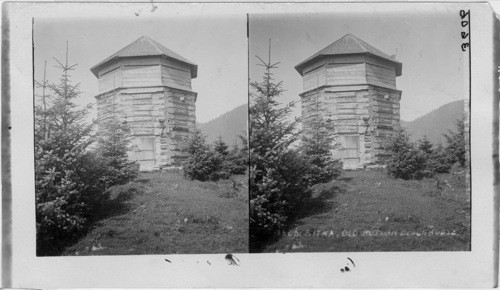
[460,10,470,52]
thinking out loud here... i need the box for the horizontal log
[132,104,154,111]
[132,128,154,135]
[376,124,395,130]
[122,88,165,94]
[172,126,190,132]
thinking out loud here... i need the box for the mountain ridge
[401,100,465,144]
[197,104,247,146]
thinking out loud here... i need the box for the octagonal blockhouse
[295,34,403,169]
[91,36,198,171]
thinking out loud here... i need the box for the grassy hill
[402,100,465,144]
[197,104,247,146]
[263,169,470,252]
[64,171,248,255]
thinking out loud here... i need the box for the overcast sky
[249,11,466,121]
[34,16,247,123]
[35,10,466,124]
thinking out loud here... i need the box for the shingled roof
[295,33,402,76]
[90,35,198,78]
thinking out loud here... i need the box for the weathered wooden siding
[366,63,396,89]
[161,65,192,91]
[366,86,401,163]
[99,67,123,93]
[326,63,366,87]
[97,57,195,95]
[122,65,162,88]
[96,84,197,170]
[302,59,327,91]
[162,88,197,165]
[300,84,401,169]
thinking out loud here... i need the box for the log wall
[98,67,123,94]
[300,84,401,169]
[97,56,195,94]
[301,55,397,93]
[96,73,196,170]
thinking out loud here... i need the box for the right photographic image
[248,11,471,253]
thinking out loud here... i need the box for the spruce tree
[95,118,139,189]
[213,135,229,156]
[444,117,466,167]
[417,135,434,155]
[34,42,103,255]
[300,87,342,184]
[183,130,226,181]
[249,40,310,251]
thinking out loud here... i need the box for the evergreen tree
[185,129,210,155]
[183,130,226,181]
[95,118,139,189]
[428,142,453,173]
[386,128,431,180]
[300,89,342,184]
[34,43,104,255]
[249,41,310,251]
[35,45,94,153]
[213,135,230,156]
[417,136,434,155]
[223,134,248,175]
[444,117,466,167]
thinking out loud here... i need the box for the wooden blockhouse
[91,36,197,171]
[295,33,403,169]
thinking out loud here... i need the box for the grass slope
[263,170,470,252]
[64,171,248,255]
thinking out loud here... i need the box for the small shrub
[184,131,247,181]
[427,144,453,174]
[184,150,227,181]
[386,129,433,180]
[223,154,247,175]
[95,119,139,189]
[444,117,467,167]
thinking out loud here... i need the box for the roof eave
[90,55,199,79]
[295,53,402,76]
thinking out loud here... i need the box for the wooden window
[340,135,359,158]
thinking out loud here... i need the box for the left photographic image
[33,16,248,256]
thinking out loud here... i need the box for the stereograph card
[1,1,497,288]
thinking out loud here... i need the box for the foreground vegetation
[263,169,470,252]
[64,171,248,255]
[249,49,343,252]
[35,52,139,255]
